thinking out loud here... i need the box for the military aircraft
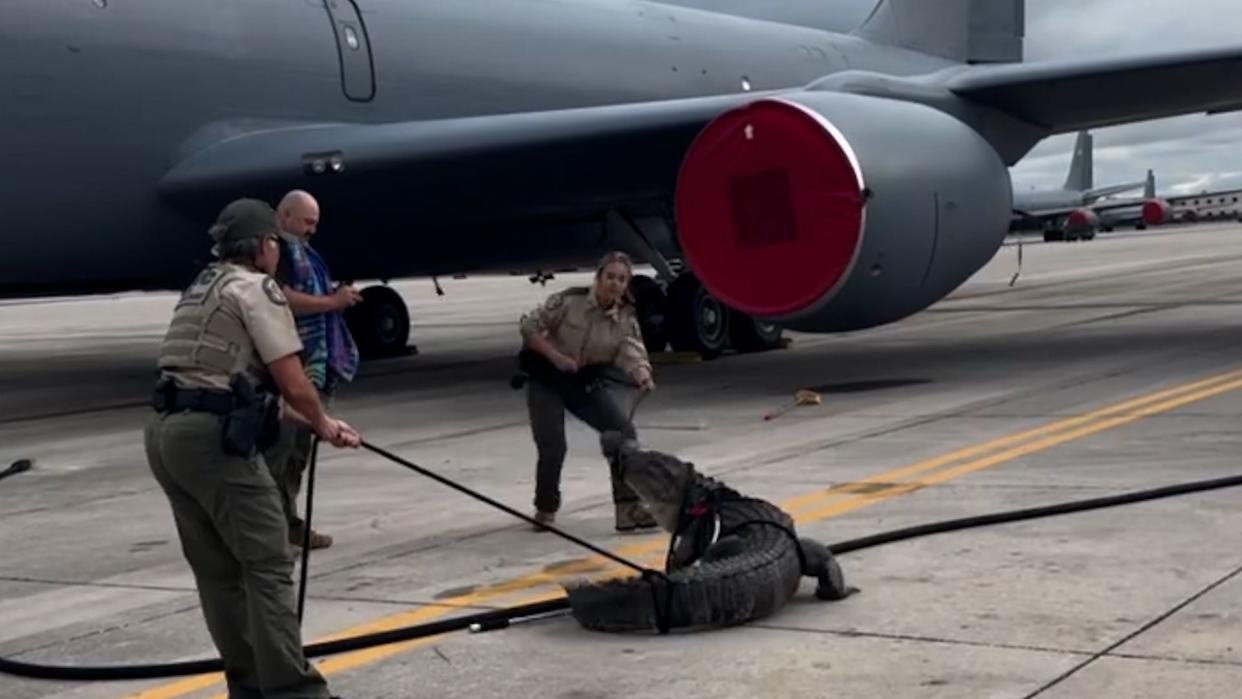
[5,0,1242,359]
[1095,170,1182,234]
[1011,132,1171,242]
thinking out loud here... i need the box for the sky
[817,0,1242,196]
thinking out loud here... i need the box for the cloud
[1009,0,1242,195]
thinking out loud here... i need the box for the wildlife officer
[144,197,359,699]
[518,251,658,533]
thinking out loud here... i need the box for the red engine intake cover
[1142,200,1171,225]
[1066,209,1098,231]
[674,99,865,318]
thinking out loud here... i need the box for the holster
[510,348,628,408]
[511,348,560,390]
[220,375,281,458]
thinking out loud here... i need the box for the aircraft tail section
[1063,131,1093,192]
[854,0,1024,64]
[1144,169,1156,199]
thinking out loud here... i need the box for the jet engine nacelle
[674,91,1013,333]
[1142,199,1173,225]
[1065,208,1099,233]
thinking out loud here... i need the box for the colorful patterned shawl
[277,234,359,391]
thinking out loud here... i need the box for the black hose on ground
[0,598,572,681]
[827,472,1242,555]
[0,459,33,482]
[3,450,1242,680]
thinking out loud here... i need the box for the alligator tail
[799,537,858,600]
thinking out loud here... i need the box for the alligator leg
[799,538,858,600]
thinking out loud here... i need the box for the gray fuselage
[2,0,952,296]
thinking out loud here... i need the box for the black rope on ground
[296,436,320,624]
[358,440,659,579]
[5,451,1242,680]
[0,459,33,482]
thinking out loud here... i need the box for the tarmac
[2,222,1241,699]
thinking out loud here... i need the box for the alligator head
[600,431,691,533]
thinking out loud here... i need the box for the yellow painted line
[120,543,658,699]
[652,351,704,365]
[126,675,220,699]
[910,374,1242,491]
[781,366,1242,514]
[200,553,674,699]
[121,366,1242,699]
[795,373,1242,522]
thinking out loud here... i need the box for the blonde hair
[595,251,633,279]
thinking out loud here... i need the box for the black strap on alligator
[7,437,1242,679]
[665,487,809,575]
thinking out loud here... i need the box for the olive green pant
[144,411,330,699]
[264,391,332,537]
[527,379,639,513]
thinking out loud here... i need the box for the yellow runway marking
[120,367,1242,698]
[781,366,1242,514]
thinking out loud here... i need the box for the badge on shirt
[262,276,289,306]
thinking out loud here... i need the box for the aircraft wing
[158,92,767,225]
[946,45,1242,132]
[1084,180,1147,202]
[1015,195,1155,220]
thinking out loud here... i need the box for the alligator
[562,433,858,633]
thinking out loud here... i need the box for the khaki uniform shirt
[519,287,652,379]
[156,262,304,391]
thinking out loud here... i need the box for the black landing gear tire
[345,285,411,360]
[666,274,729,358]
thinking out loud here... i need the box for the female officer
[145,198,359,699]
[518,251,658,533]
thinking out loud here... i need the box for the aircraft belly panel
[323,0,375,102]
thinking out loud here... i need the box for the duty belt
[151,382,236,415]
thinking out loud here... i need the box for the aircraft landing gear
[728,310,785,353]
[345,284,412,359]
[666,273,730,358]
[644,273,784,358]
[605,209,783,358]
[1046,227,1096,243]
[629,274,670,355]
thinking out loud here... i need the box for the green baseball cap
[208,198,279,254]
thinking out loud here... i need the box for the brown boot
[615,502,658,533]
[531,510,556,532]
[289,524,333,550]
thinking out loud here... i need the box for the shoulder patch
[262,276,288,306]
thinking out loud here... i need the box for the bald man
[267,189,362,550]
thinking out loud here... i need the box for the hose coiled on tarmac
[3,441,1242,680]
